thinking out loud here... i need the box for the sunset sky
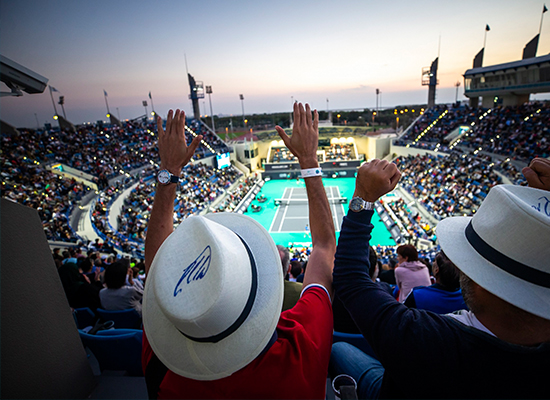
[2,0,550,128]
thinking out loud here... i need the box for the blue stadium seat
[96,308,142,329]
[73,307,96,330]
[79,329,143,376]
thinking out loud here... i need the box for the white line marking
[269,187,289,232]
[277,187,293,232]
[330,186,339,231]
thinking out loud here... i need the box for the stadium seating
[73,307,96,330]
[96,308,142,330]
[78,329,143,376]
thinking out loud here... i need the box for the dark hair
[397,244,418,262]
[388,258,398,269]
[104,261,128,289]
[368,246,378,277]
[420,258,433,276]
[435,252,460,290]
[290,261,302,278]
[80,258,93,273]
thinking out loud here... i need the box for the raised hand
[157,109,203,174]
[275,102,319,168]
[354,159,401,202]
[522,158,550,191]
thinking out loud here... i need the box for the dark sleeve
[403,290,417,308]
[332,210,462,369]
[332,294,360,334]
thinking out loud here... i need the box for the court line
[330,186,339,231]
[277,187,293,232]
[268,187,289,232]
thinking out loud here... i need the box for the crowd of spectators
[395,153,501,220]
[325,143,354,161]
[1,115,232,247]
[214,173,261,212]
[457,102,550,160]
[116,163,243,243]
[399,104,483,144]
[270,143,357,163]
[396,102,550,162]
[189,119,230,156]
[380,196,435,241]
[54,246,146,318]
[270,147,297,163]
[1,131,90,242]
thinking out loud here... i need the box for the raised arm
[144,110,202,274]
[276,103,336,296]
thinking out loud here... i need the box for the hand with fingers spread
[354,159,402,202]
[275,102,319,168]
[157,109,203,175]
[522,157,550,191]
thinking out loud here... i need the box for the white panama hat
[437,184,550,320]
[143,213,283,380]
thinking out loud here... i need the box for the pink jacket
[395,261,431,302]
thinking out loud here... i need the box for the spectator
[296,260,306,283]
[329,157,550,398]
[142,104,335,398]
[99,259,143,316]
[289,260,303,282]
[404,251,468,314]
[58,261,102,311]
[394,244,431,302]
[379,257,397,285]
[277,245,303,310]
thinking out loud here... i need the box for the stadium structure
[2,27,550,399]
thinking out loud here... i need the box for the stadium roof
[464,53,550,77]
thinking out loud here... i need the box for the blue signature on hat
[174,246,211,297]
[531,196,550,217]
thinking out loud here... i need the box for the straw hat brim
[437,216,550,320]
[143,213,283,380]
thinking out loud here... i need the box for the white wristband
[301,167,322,178]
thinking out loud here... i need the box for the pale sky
[2,0,550,128]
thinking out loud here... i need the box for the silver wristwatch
[157,169,180,185]
[349,196,374,212]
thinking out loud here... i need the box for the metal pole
[49,86,59,116]
[60,103,67,119]
[34,113,40,129]
[116,107,121,120]
[149,93,155,115]
[104,91,110,114]
[208,92,215,131]
[240,95,245,128]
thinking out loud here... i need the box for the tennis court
[244,177,395,247]
[269,187,346,233]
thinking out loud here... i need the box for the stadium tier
[2,101,548,254]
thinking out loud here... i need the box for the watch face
[158,170,170,184]
[349,197,365,212]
